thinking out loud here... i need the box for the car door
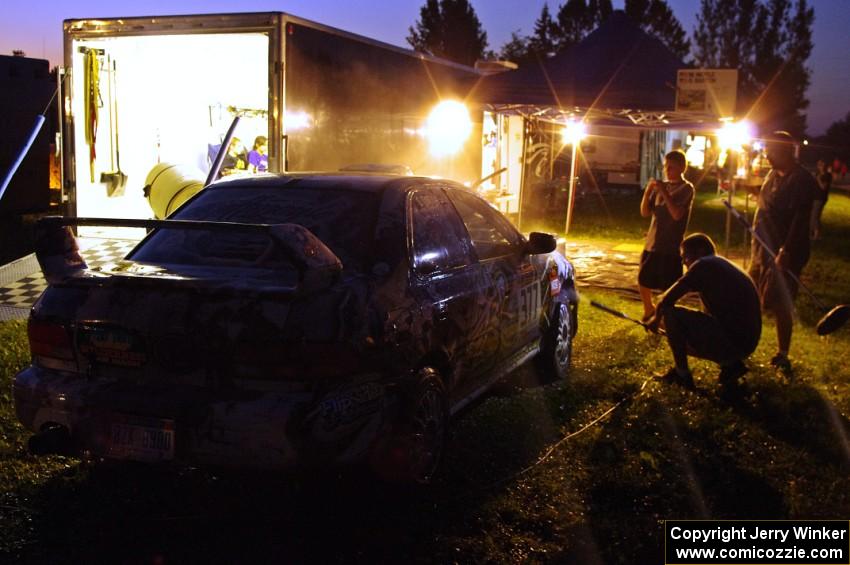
[407,186,500,398]
[446,188,542,359]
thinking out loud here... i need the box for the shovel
[100,58,127,196]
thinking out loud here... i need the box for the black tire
[537,301,574,381]
[27,424,74,456]
[373,367,448,485]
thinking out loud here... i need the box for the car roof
[209,172,463,194]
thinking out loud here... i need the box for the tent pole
[743,191,750,269]
[724,179,735,255]
[517,117,529,232]
[549,123,555,179]
[564,141,578,236]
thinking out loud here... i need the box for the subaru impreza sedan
[15,173,578,484]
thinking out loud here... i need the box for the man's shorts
[748,248,805,313]
[638,251,682,291]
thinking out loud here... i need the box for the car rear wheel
[373,367,448,485]
[537,302,574,382]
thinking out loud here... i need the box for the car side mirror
[415,259,439,276]
[526,232,557,255]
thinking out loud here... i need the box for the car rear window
[130,187,378,271]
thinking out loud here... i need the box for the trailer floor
[0,237,140,321]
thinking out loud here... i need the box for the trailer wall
[284,20,481,181]
[0,55,52,214]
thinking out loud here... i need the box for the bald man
[746,132,818,374]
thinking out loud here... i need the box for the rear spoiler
[34,216,343,287]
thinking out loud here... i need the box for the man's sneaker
[653,367,695,390]
[719,361,748,385]
[770,353,792,373]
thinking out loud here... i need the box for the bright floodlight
[561,120,586,145]
[717,120,753,152]
[426,100,472,157]
[286,110,313,131]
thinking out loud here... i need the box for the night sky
[1,0,847,135]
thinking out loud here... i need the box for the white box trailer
[60,12,482,227]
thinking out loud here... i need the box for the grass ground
[0,190,848,563]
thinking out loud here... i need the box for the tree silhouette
[499,1,690,68]
[823,112,850,160]
[693,0,814,136]
[498,4,559,65]
[624,0,690,60]
[530,3,559,58]
[407,0,488,66]
[555,0,613,50]
[499,31,532,64]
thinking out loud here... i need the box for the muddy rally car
[14,174,578,483]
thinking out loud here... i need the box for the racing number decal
[519,282,540,328]
[549,264,562,296]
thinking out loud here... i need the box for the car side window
[447,188,522,260]
[410,188,474,276]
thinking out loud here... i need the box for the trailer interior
[68,32,270,230]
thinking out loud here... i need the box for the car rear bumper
[14,365,395,470]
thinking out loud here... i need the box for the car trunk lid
[31,216,359,385]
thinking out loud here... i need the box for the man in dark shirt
[647,233,762,389]
[746,132,818,373]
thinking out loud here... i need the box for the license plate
[107,415,175,462]
[78,325,146,367]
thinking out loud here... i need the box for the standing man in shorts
[810,159,831,240]
[747,132,818,373]
[648,234,761,389]
[638,150,695,321]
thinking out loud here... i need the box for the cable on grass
[436,376,654,506]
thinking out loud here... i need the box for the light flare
[561,120,587,145]
[426,100,472,157]
[286,110,312,131]
[716,120,754,153]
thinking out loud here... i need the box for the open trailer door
[62,14,282,234]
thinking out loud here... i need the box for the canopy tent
[469,11,721,129]
[467,11,736,234]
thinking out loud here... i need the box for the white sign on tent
[675,69,738,118]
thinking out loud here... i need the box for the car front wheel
[537,302,574,381]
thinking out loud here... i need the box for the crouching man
[647,233,761,389]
